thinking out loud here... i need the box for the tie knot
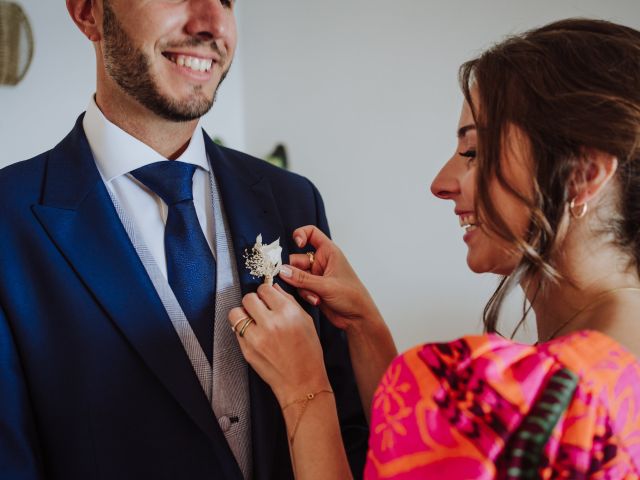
[131,161,198,206]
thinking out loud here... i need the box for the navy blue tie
[131,161,216,363]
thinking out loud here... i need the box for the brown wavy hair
[459,19,640,335]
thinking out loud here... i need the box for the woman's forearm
[280,391,353,480]
[346,314,398,421]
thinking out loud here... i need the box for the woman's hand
[228,284,331,407]
[231,226,397,421]
[279,225,384,332]
[229,286,355,479]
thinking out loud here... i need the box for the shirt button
[218,416,231,432]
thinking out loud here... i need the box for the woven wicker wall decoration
[0,1,33,86]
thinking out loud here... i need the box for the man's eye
[459,149,477,165]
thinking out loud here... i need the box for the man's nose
[430,156,461,200]
[185,0,233,41]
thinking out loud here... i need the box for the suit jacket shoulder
[210,141,329,234]
[0,152,48,213]
[215,144,321,196]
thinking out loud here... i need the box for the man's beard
[102,0,229,122]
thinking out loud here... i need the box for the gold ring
[231,315,251,333]
[238,317,256,338]
[307,251,315,267]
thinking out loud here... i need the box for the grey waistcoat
[109,165,252,479]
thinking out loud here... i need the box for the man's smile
[162,52,216,73]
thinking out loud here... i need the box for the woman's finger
[273,283,296,302]
[292,225,331,251]
[279,264,327,295]
[228,307,259,343]
[288,253,313,271]
[242,292,271,319]
[255,284,288,310]
[292,226,311,248]
[228,306,250,330]
[296,288,321,307]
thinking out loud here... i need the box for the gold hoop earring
[569,197,588,219]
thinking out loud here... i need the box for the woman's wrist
[273,376,333,410]
[343,304,387,337]
[280,387,336,446]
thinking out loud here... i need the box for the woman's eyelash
[459,149,477,166]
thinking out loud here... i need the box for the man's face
[101,0,237,122]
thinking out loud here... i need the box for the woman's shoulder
[540,329,640,378]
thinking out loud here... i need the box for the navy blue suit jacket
[0,116,368,479]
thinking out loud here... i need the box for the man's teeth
[170,54,213,72]
[459,214,478,231]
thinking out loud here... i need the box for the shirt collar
[82,97,209,183]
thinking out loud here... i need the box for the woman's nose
[430,156,461,200]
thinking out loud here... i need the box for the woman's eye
[459,149,477,166]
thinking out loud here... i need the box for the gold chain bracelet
[282,389,334,446]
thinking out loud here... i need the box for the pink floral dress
[365,331,640,478]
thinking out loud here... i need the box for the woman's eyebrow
[457,124,476,139]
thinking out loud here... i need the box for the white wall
[239,0,640,351]
[0,1,94,165]
[0,0,246,166]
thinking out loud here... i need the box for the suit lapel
[32,118,242,479]
[206,135,290,295]
[206,134,291,479]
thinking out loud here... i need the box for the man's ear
[67,0,101,42]
[569,149,619,206]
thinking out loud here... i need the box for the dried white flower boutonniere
[244,234,282,285]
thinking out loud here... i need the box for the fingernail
[306,294,319,306]
[279,265,292,278]
[295,236,303,247]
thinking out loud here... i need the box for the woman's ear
[67,0,101,42]
[569,150,618,206]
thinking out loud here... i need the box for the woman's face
[430,100,533,275]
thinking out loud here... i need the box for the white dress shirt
[82,98,216,280]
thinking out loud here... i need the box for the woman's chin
[466,254,491,274]
[466,253,517,276]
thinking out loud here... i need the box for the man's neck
[95,92,198,160]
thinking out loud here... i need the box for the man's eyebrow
[457,124,476,138]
